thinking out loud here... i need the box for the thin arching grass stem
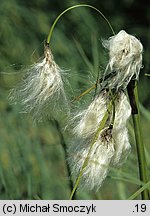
[47,4,115,44]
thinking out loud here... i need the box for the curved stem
[47,4,115,44]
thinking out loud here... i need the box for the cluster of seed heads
[69,30,143,190]
[10,30,143,190]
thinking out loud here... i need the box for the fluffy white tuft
[10,45,68,121]
[112,92,131,165]
[68,127,115,190]
[112,127,131,166]
[103,30,143,90]
[72,90,108,139]
[69,91,131,190]
[114,91,131,129]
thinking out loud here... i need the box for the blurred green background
[0,0,150,199]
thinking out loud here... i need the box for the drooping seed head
[10,45,68,121]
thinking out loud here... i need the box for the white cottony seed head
[103,30,143,89]
[112,127,131,166]
[68,127,115,190]
[72,90,108,139]
[69,91,131,190]
[114,91,131,129]
[112,92,131,165]
[10,45,68,121]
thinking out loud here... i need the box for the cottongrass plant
[9,3,149,199]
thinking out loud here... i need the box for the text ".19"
[134,204,146,213]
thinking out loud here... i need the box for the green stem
[131,83,149,200]
[47,4,115,44]
[128,181,150,200]
[71,83,97,103]
[54,120,76,200]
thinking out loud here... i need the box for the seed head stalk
[128,81,149,200]
[133,85,149,199]
[47,4,115,44]
[54,120,76,199]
